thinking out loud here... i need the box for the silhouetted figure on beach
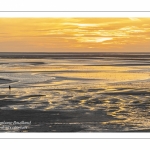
[9,85,11,90]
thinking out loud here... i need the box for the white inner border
[0,133,150,138]
[0,12,150,17]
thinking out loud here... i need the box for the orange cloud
[0,18,150,52]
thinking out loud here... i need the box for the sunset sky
[0,18,150,52]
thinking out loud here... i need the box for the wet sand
[1,53,150,132]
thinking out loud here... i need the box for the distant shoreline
[0,52,150,59]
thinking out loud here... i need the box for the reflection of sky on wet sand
[1,54,150,131]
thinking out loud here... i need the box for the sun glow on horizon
[0,18,150,52]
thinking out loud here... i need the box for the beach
[0,52,150,132]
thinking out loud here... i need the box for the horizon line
[0,52,150,53]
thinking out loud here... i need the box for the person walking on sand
[9,85,11,90]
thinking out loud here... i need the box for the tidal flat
[0,53,150,132]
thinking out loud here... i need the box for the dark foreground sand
[0,109,116,132]
[1,108,149,132]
